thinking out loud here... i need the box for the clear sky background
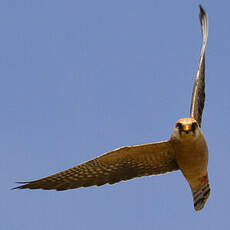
[1,0,230,229]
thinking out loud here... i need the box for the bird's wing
[190,5,208,127]
[14,140,178,191]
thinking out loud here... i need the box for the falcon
[14,5,209,211]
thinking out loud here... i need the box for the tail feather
[192,181,210,211]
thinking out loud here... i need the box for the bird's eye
[176,123,183,129]
[192,122,198,131]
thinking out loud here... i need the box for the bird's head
[171,118,201,142]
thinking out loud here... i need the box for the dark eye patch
[176,123,183,130]
[192,122,198,131]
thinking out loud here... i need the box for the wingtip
[198,4,208,39]
[11,182,30,190]
[199,4,204,11]
[199,4,206,19]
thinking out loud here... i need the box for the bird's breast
[172,136,208,180]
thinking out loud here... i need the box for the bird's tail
[192,180,210,211]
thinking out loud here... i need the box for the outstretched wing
[190,5,208,127]
[14,140,178,191]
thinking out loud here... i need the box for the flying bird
[14,5,209,211]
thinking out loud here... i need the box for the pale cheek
[172,130,181,140]
[172,129,199,141]
[194,129,201,138]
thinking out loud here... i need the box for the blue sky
[1,0,230,229]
